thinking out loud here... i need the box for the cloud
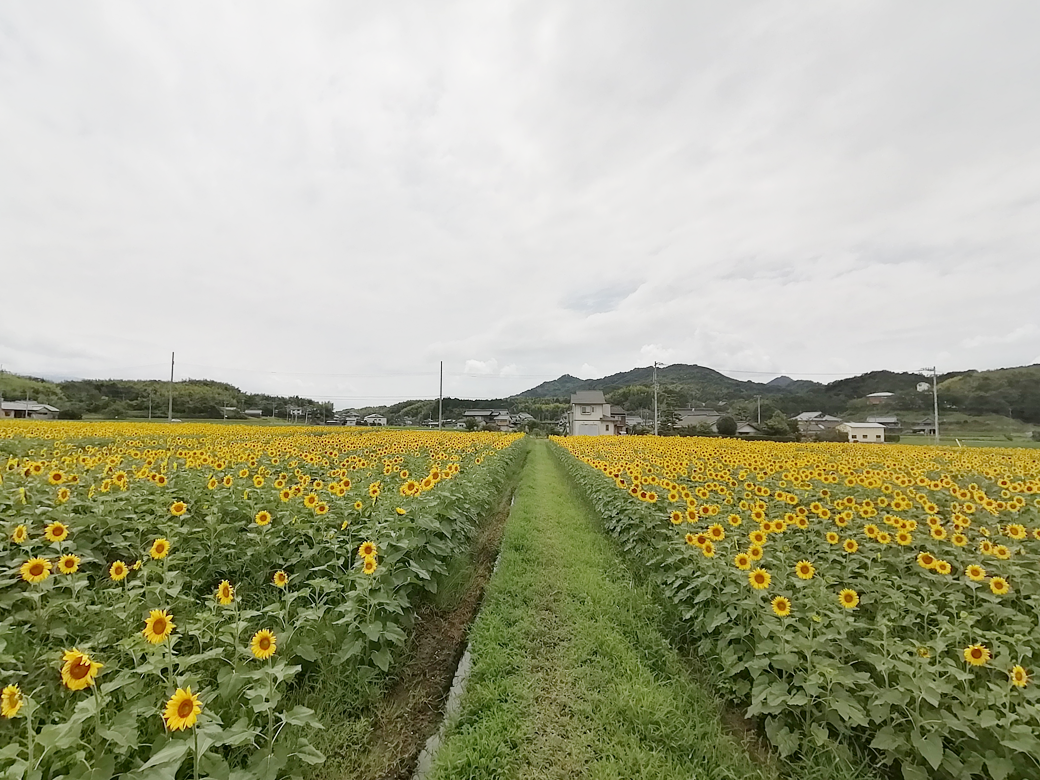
[1,3,1039,404]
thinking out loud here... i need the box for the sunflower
[727,513,742,527]
[916,552,935,569]
[670,511,683,525]
[253,475,264,488]
[708,524,725,541]
[843,539,859,554]
[358,541,377,559]
[825,531,840,544]
[771,596,792,617]
[748,568,771,590]
[934,560,952,576]
[273,570,289,588]
[395,507,406,515]
[685,533,697,546]
[795,560,815,580]
[44,521,69,543]
[142,609,175,644]
[279,489,291,502]
[701,541,715,558]
[222,475,233,487]
[341,519,350,530]
[990,577,1010,596]
[363,557,378,575]
[839,589,859,609]
[254,510,272,526]
[60,649,103,690]
[734,553,752,570]
[1010,665,1030,688]
[965,564,986,581]
[216,580,234,605]
[170,501,187,517]
[1,684,22,719]
[207,477,218,490]
[315,502,329,515]
[964,644,990,667]
[20,557,51,583]
[748,544,764,561]
[57,487,71,503]
[749,530,767,545]
[109,560,129,581]
[150,538,171,559]
[303,494,318,508]
[163,686,202,731]
[354,500,364,511]
[58,554,80,574]
[12,525,29,544]
[250,629,277,660]
[896,531,913,546]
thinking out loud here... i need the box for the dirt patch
[355,450,526,780]
[720,704,775,767]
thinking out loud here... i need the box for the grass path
[427,440,774,780]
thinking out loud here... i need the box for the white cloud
[1,3,1039,404]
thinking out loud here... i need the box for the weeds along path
[307,441,530,780]
[425,440,773,780]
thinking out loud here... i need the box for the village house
[362,414,387,426]
[0,401,61,420]
[838,422,886,443]
[790,411,843,437]
[462,409,512,429]
[866,415,902,432]
[674,408,722,431]
[735,421,762,436]
[567,391,625,436]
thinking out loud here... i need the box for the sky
[2,1,1039,406]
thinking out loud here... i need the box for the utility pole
[756,395,762,425]
[438,361,443,429]
[167,352,174,422]
[920,366,940,444]
[148,390,152,420]
[653,361,660,436]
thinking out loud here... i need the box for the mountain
[518,364,825,403]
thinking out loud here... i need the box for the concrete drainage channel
[411,493,513,780]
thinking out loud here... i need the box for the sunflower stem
[193,723,200,780]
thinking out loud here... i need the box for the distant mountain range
[515,363,1040,424]
[519,364,822,401]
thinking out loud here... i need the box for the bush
[716,415,737,436]
[57,409,83,420]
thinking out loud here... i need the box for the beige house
[568,391,624,436]
[838,422,886,443]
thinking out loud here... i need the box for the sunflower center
[972,649,983,659]
[153,618,167,634]
[177,698,194,718]
[70,660,91,679]
[30,564,44,576]
[259,637,271,650]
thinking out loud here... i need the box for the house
[736,422,762,436]
[838,422,886,443]
[790,411,843,437]
[510,412,535,426]
[675,408,722,431]
[0,401,61,420]
[244,409,263,418]
[910,418,937,435]
[866,392,896,406]
[463,409,512,429]
[338,413,359,426]
[567,391,624,436]
[867,416,902,431]
[625,412,646,430]
[363,414,387,426]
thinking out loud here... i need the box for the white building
[567,391,624,436]
[363,414,387,426]
[838,422,886,443]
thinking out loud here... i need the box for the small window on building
[606,424,611,432]
[581,406,590,414]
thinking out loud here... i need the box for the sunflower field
[551,435,1040,780]
[0,421,522,780]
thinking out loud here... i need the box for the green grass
[428,441,789,780]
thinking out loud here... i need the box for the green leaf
[985,755,1015,780]
[372,647,392,672]
[281,705,325,730]
[293,739,326,765]
[911,731,944,771]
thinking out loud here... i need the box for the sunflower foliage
[551,436,1040,780]
[0,421,522,780]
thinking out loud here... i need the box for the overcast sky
[2,2,1039,405]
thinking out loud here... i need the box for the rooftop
[571,391,606,404]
